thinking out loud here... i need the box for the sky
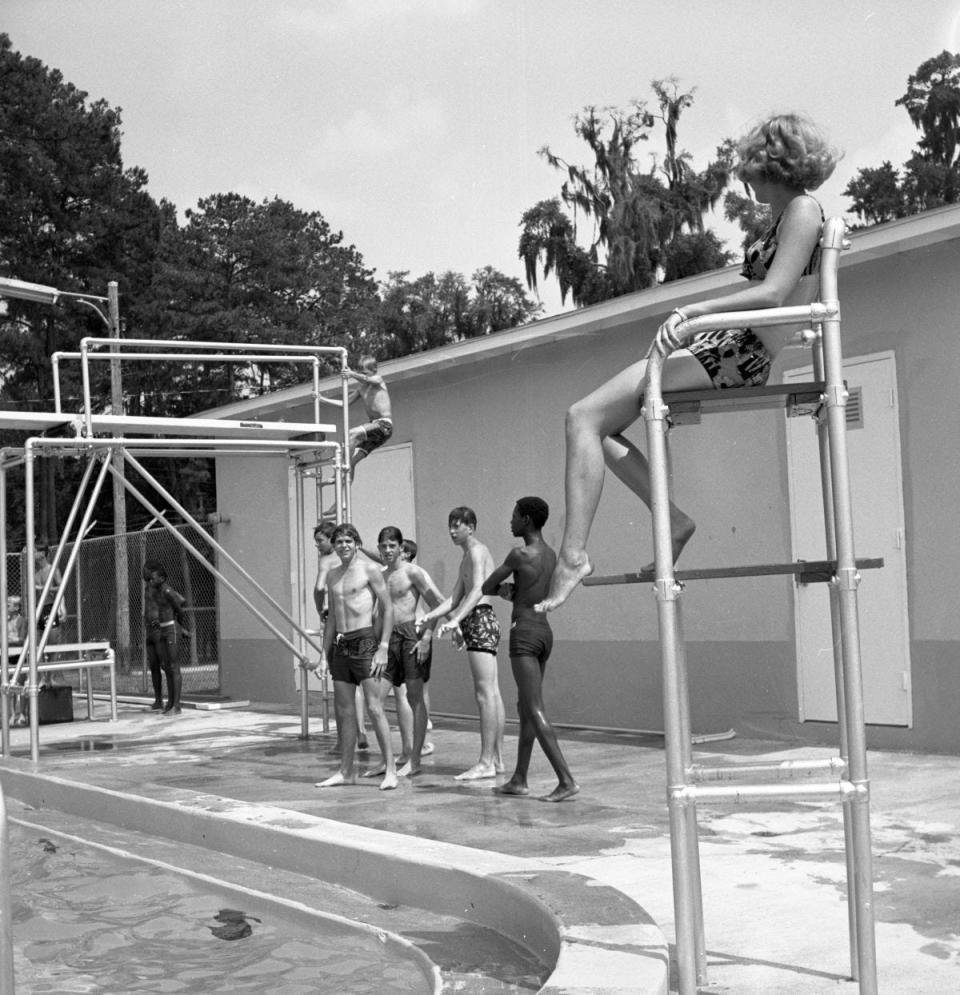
[5,0,960,317]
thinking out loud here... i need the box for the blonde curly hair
[736,113,841,191]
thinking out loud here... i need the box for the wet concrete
[4,700,960,992]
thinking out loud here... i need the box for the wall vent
[846,385,864,429]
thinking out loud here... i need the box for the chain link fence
[6,525,220,698]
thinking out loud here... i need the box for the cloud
[309,92,446,170]
[270,0,481,39]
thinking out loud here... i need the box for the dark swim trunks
[386,620,432,686]
[459,604,500,655]
[509,611,553,665]
[353,418,393,457]
[147,619,177,651]
[329,627,378,685]
[686,328,772,389]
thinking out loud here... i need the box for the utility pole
[108,281,130,669]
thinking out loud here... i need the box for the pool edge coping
[0,761,668,994]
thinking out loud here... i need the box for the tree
[136,192,381,412]
[845,51,960,226]
[518,80,733,307]
[896,51,960,168]
[0,33,167,542]
[374,267,541,358]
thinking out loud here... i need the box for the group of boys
[305,498,579,803]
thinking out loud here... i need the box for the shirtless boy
[419,507,505,781]
[142,559,191,715]
[346,355,392,478]
[482,498,579,802]
[313,521,369,753]
[308,523,397,790]
[374,526,443,776]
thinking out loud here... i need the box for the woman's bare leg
[603,434,696,566]
[537,351,711,612]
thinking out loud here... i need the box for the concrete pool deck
[2,700,960,993]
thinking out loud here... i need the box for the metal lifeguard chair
[587,217,878,994]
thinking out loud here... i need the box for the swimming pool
[7,818,434,994]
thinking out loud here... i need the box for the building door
[348,443,417,545]
[784,352,911,725]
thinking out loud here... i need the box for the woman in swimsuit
[537,113,841,612]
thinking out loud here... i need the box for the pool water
[7,822,431,994]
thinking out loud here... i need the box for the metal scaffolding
[1,330,354,762]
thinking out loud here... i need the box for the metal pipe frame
[57,336,347,431]
[117,450,323,661]
[690,756,848,782]
[818,221,877,991]
[1,424,350,762]
[5,452,109,688]
[642,217,877,994]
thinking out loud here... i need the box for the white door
[785,353,911,725]
[348,443,417,546]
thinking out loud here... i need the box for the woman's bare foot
[534,552,594,613]
[540,782,580,803]
[379,770,399,791]
[641,520,696,573]
[496,777,529,796]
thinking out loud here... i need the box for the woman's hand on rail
[653,310,686,356]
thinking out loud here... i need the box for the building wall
[215,456,298,702]
[213,227,960,752]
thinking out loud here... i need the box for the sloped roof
[207,204,960,421]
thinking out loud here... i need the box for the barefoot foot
[362,762,388,778]
[379,770,399,791]
[540,783,580,803]
[315,771,356,788]
[534,553,594,613]
[641,520,696,573]
[454,762,497,781]
[496,778,529,796]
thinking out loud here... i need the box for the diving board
[0,411,335,441]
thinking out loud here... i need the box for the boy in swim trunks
[418,507,505,780]
[306,523,397,791]
[312,521,370,753]
[143,559,191,715]
[483,497,578,802]
[345,355,392,480]
[372,527,444,777]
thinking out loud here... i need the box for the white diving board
[0,411,336,441]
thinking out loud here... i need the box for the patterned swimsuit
[686,199,823,389]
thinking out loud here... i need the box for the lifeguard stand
[585,218,878,994]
